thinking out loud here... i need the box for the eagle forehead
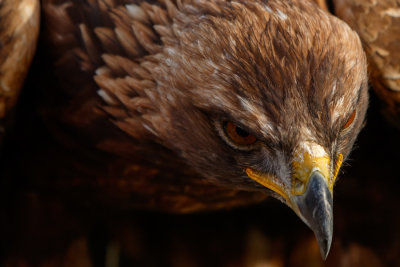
[295,141,328,159]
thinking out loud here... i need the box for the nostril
[293,178,305,195]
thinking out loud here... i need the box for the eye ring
[215,120,258,150]
[224,121,257,145]
[342,109,357,132]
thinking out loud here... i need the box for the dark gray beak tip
[294,171,333,260]
[319,234,332,260]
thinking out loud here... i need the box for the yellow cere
[333,153,343,184]
[292,152,331,195]
[245,153,343,200]
[245,168,289,203]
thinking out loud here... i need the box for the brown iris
[343,109,356,130]
[224,121,257,146]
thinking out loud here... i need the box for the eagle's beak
[290,151,342,259]
[245,148,343,260]
[292,171,333,259]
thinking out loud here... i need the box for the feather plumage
[334,0,400,127]
[37,0,368,220]
[0,0,40,140]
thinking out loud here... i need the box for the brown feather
[334,0,400,127]
[0,0,40,118]
[37,0,368,212]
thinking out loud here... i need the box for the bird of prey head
[129,0,367,257]
[44,0,368,259]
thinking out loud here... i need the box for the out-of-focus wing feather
[34,0,268,212]
[334,0,400,126]
[0,0,40,137]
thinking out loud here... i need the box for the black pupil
[235,126,249,137]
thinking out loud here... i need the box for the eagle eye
[342,109,356,131]
[223,121,257,147]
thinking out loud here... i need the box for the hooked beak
[245,148,343,260]
[293,171,333,259]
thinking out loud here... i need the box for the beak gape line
[245,168,289,201]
